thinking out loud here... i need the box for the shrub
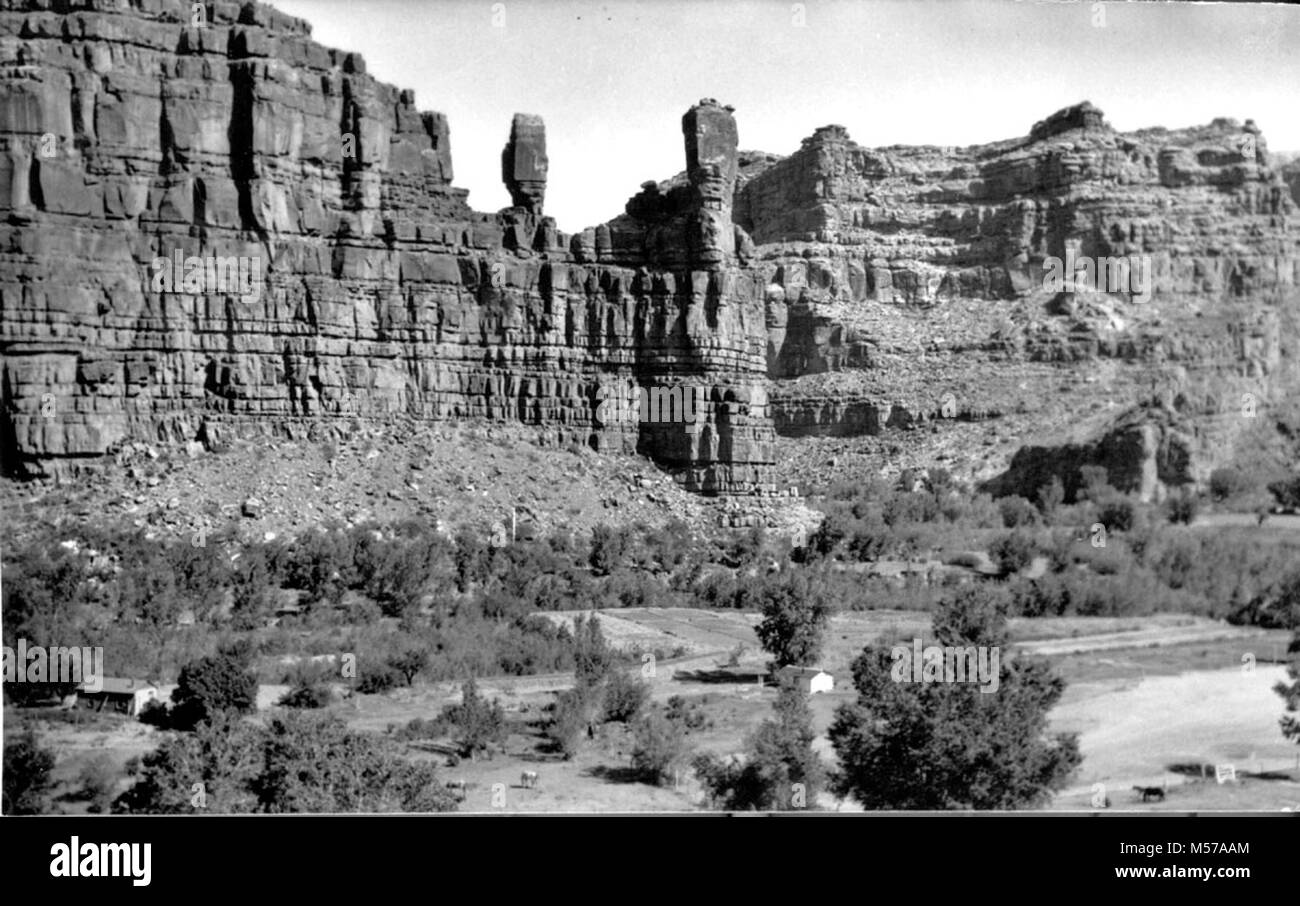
[1268,476,1300,510]
[1078,465,1113,501]
[356,663,402,695]
[630,710,691,786]
[441,678,507,759]
[279,683,332,709]
[601,671,650,723]
[989,532,1036,575]
[76,754,119,813]
[1165,489,1200,525]
[1209,467,1257,501]
[998,496,1041,529]
[1036,477,1065,518]
[665,695,711,731]
[1095,496,1138,533]
[547,686,599,758]
[3,728,56,815]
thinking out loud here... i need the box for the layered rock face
[0,2,774,494]
[737,104,1299,496]
[2,2,1295,503]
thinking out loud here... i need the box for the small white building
[776,666,834,694]
[77,678,160,717]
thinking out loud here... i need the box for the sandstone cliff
[0,0,773,495]
[3,1,1297,505]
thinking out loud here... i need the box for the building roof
[78,677,157,695]
[776,666,830,678]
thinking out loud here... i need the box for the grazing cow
[444,780,467,802]
[521,770,539,789]
[1133,785,1165,802]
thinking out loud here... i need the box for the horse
[1133,785,1165,802]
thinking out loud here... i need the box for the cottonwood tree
[169,649,259,730]
[754,572,831,669]
[829,586,1080,809]
[694,682,825,810]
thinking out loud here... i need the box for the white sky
[264,0,1300,233]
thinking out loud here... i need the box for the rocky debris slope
[0,1,773,495]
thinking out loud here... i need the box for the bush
[1165,489,1200,525]
[441,678,507,759]
[1036,477,1065,518]
[1268,476,1300,510]
[76,754,119,813]
[547,686,599,758]
[279,683,332,709]
[1095,496,1138,533]
[630,710,691,786]
[989,532,1036,575]
[3,727,56,815]
[665,695,712,731]
[1209,467,1257,501]
[998,496,1041,529]
[356,663,402,695]
[601,671,650,723]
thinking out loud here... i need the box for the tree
[1036,477,1065,519]
[170,651,259,730]
[1276,631,1300,745]
[3,727,56,815]
[589,524,629,577]
[389,649,428,687]
[571,612,614,687]
[253,713,456,813]
[754,572,831,669]
[441,678,507,759]
[694,683,825,810]
[546,685,601,758]
[828,586,1081,809]
[630,709,691,786]
[116,712,457,814]
[601,670,650,723]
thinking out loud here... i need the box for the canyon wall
[0,0,774,494]
[736,104,1299,495]
[2,0,1297,502]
